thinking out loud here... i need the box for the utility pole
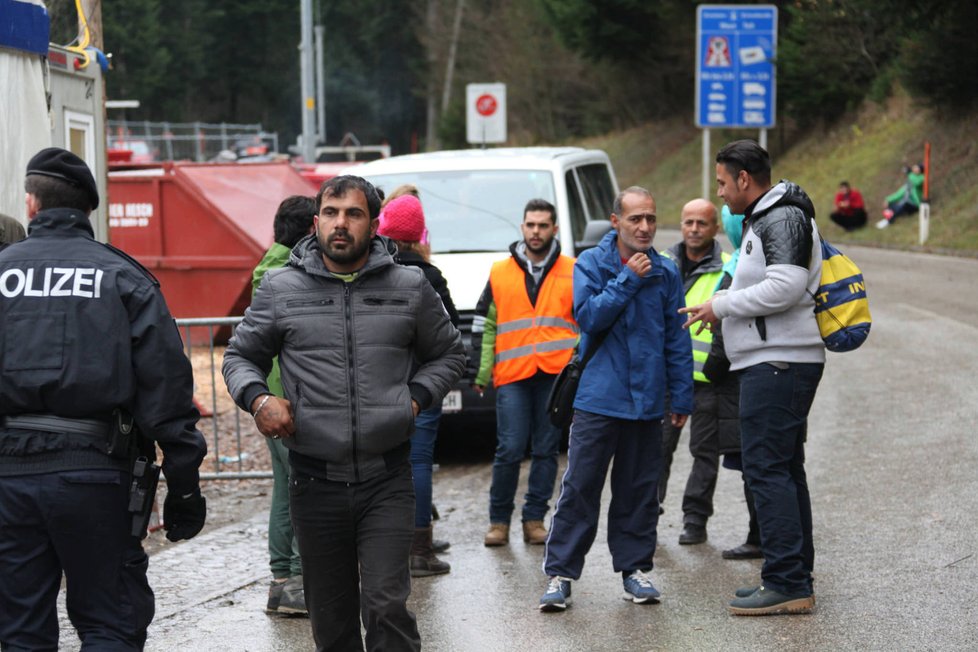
[299,0,317,162]
[79,0,107,164]
[78,0,102,50]
[441,0,465,114]
[424,0,439,151]
[315,25,326,145]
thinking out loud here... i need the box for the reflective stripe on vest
[663,249,731,383]
[490,255,577,386]
[496,316,579,335]
[685,266,726,383]
[494,336,579,363]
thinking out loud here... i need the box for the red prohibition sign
[475,94,498,117]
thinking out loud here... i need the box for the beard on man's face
[318,228,371,265]
[526,233,554,256]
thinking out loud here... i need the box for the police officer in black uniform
[0,148,208,651]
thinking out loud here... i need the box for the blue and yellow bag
[811,240,871,352]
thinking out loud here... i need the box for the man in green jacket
[250,194,316,615]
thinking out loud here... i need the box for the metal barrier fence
[177,317,273,480]
[108,120,280,163]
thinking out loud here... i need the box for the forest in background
[45,0,977,155]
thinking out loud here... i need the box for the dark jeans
[723,454,761,545]
[0,470,153,652]
[290,464,420,652]
[544,410,662,579]
[886,198,919,223]
[830,208,867,231]
[410,406,442,528]
[739,362,824,596]
[489,374,561,524]
[660,383,720,526]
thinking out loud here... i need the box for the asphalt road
[57,236,978,651]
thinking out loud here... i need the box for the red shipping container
[108,161,315,321]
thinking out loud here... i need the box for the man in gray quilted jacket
[223,175,465,652]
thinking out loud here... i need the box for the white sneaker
[875,218,890,229]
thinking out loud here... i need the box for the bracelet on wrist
[253,394,273,418]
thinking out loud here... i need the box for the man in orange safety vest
[472,198,577,548]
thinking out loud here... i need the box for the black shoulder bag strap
[576,308,624,370]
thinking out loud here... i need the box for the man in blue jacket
[539,186,693,612]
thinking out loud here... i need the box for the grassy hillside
[580,93,978,254]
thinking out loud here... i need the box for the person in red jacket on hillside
[829,181,867,231]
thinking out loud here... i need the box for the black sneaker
[678,523,707,545]
[432,538,451,553]
[728,586,814,616]
[277,575,309,616]
[265,580,286,614]
[722,543,763,559]
[734,585,759,598]
[736,577,816,599]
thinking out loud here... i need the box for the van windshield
[366,170,556,253]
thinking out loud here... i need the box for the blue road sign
[696,5,777,128]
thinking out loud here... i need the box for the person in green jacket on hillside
[250,194,316,616]
[876,163,925,229]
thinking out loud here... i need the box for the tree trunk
[424,0,440,151]
[441,0,465,114]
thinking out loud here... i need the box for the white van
[345,147,619,427]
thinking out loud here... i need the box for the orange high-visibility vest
[490,255,578,387]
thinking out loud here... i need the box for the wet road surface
[56,240,978,650]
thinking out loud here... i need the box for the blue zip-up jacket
[572,230,693,420]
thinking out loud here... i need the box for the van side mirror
[575,220,613,255]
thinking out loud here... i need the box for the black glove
[163,490,206,542]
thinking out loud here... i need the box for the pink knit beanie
[378,195,427,243]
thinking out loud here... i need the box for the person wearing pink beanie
[379,194,428,245]
[379,188,459,578]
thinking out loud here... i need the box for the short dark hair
[716,140,771,187]
[523,198,556,224]
[24,174,92,213]
[839,180,850,189]
[613,186,653,216]
[316,175,382,219]
[273,195,316,247]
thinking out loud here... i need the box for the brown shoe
[522,520,548,545]
[484,523,510,546]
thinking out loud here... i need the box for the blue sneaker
[539,576,572,612]
[622,570,661,604]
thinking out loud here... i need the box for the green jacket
[250,243,291,398]
[886,171,925,207]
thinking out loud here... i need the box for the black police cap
[26,147,100,210]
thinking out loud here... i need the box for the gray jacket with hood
[711,180,825,371]
[222,234,466,483]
